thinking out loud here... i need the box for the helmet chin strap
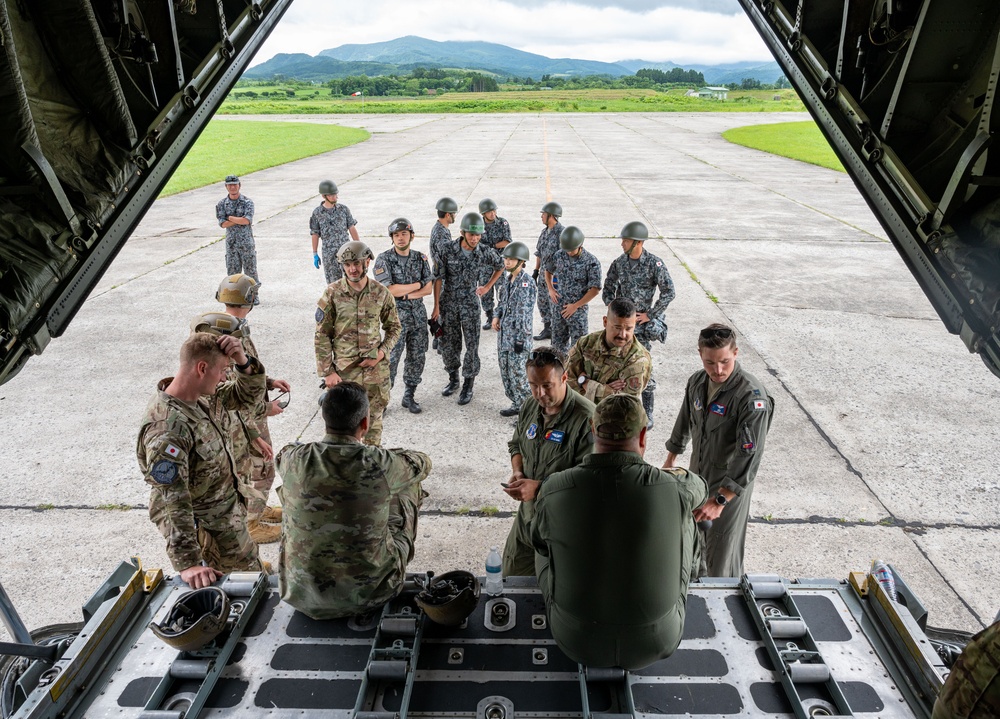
[625,239,641,256]
[506,260,524,274]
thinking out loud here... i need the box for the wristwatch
[714,493,729,506]
[577,374,587,385]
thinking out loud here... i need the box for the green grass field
[220,87,806,114]
[162,120,370,196]
[722,121,844,172]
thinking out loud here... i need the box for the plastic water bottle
[871,559,897,602]
[485,546,503,596]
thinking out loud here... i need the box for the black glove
[532,268,539,281]
[428,318,444,337]
[514,340,524,353]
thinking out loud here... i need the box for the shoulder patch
[627,376,642,390]
[374,264,385,274]
[150,460,178,485]
[164,443,181,458]
[656,261,663,267]
[664,467,685,476]
[315,307,325,323]
[751,399,768,412]
[526,423,538,439]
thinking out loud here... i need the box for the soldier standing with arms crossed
[567,298,651,405]
[374,218,433,414]
[603,221,676,428]
[545,226,602,355]
[216,175,260,298]
[493,242,536,417]
[310,179,360,285]
[315,241,402,446]
[533,201,564,341]
[478,198,512,330]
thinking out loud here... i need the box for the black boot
[482,310,494,331]
[533,323,551,341]
[499,403,520,417]
[457,377,475,405]
[403,385,422,414]
[442,371,460,396]
[642,388,655,430]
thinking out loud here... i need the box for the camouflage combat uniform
[495,268,536,408]
[435,240,503,379]
[566,330,651,404]
[310,203,358,284]
[479,215,512,317]
[215,194,258,283]
[932,620,1000,719]
[546,247,602,355]
[315,279,402,446]
[276,435,431,620]
[137,359,267,574]
[665,362,774,577]
[235,330,276,515]
[534,221,563,330]
[374,248,433,388]
[602,249,676,410]
[429,220,452,273]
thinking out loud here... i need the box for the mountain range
[245,36,784,85]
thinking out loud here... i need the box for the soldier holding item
[373,218,433,414]
[663,324,774,578]
[309,179,359,285]
[430,197,459,352]
[567,297,651,405]
[478,198,512,330]
[545,226,602,355]
[137,332,268,589]
[215,175,259,297]
[603,221,676,428]
[277,382,431,620]
[432,212,503,405]
[533,201,564,341]
[502,347,595,576]
[492,241,536,416]
[315,241,402,446]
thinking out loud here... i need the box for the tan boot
[248,519,281,545]
[260,505,283,523]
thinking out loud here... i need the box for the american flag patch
[165,444,181,458]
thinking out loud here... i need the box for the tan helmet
[190,312,247,338]
[414,570,481,626]
[215,274,258,308]
[336,241,374,264]
[149,587,231,651]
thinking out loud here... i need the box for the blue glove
[313,253,321,269]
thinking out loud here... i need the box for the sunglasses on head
[528,350,564,368]
[699,327,734,341]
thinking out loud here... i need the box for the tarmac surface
[2,112,998,639]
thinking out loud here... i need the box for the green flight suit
[665,362,774,577]
[503,389,595,576]
[531,454,707,669]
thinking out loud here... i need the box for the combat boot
[533,323,551,341]
[642,388,655,430]
[482,310,494,330]
[248,518,281,544]
[457,378,475,405]
[499,403,520,417]
[260,505,283,523]
[403,385,422,414]
[442,371,460,396]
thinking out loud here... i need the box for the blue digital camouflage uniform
[435,240,503,379]
[373,248,433,388]
[495,268,536,407]
[534,221,564,329]
[429,221,452,274]
[602,249,676,399]
[216,194,258,283]
[479,215,512,316]
[310,203,358,284]
[546,247,602,355]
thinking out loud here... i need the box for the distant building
[698,86,729,100]
[685,89,698,97]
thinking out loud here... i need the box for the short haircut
[180,332,225,367]
[322,382,369,433]
[698,323,738,351]
[526,345,566,372]
[437,210,450,219]
[608,297,636,319]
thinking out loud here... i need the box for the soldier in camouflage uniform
[433,212,504,405]
[932,619,999,719]
[215,175,259,296]
[315,241,402,446]
[567,298,652,405]
[276,382,431,620]
[492,242,536,416]
[137,332,267,589]
[533,201,564,341]
[310,179,360,285]
[373,218,433,414]
[603,221,676,429]
[478,198,513,330]
[429,197,458,354]
[545,226,602,355]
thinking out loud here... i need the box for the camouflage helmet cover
[190,312,247,338]
[435,197,459,213]
[620,221,649,241]
[336,240,374,263]
[150,587,231,652]
[501,241,531,262]
[541,201,562,217]
[559,225,585,251]
[478,198,498,214]
[215,274,258,308]
[388,217,414,236]
[224,175,240,184]
[460,212,485,234]
[319,179,338,195]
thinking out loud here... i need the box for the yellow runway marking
[543,117,552,200]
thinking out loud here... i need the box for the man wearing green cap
[531,394,707,670]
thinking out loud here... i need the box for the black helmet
[319,179,338,195]
[336,241,374,263]
[501,242,531,263]
[460,212,485,234]
[149,587,231,651]
[559,226,585,251]
[541,201,562,217]
[414,571,481,626]
[436,197,459,213]
[478,198,497,214]
[620,221,648,241]
[388,217,414,236]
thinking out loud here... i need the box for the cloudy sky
[253,0,773,67]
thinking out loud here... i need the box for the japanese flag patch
[656,261,662,267]
[752,399,767,412]
[164,443,181,458]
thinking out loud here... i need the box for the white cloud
[252,0,773,67]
